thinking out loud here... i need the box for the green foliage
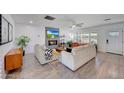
[66,41,72,47]
[16,36,30,49]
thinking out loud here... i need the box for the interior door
[106,30,123,55]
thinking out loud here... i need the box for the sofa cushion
[66,47,72,53]
[72,42,80,48]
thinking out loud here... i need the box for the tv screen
[47,29,59,39]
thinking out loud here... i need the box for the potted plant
[66,41,72,47]
[16,35,30,56]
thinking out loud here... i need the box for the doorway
[106,30,123,55]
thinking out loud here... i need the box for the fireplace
[48,40,57,46]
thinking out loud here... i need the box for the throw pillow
[45,48,53,60]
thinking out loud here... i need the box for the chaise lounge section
[61,45,96,71]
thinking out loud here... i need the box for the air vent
[104,18,111,21]
[44,16,56,20]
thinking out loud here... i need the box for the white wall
[15,23,71,53]
[0,14,15,78]
[15,24,45,53]
[123,28,124,55]
[79,23,124,55]
[15,20,124,55]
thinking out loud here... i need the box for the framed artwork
[8,23,13,42]
[1,17,9,44]
[0,15,13,45]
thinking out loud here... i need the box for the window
[82,33,90,43]
[109,32,119,37]
[72,32,97,44]
[90,32,97,44]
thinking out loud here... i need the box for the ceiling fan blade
[76,23,84,27]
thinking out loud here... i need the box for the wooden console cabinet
[5,48,23,72]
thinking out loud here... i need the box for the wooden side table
[5,49,23,72]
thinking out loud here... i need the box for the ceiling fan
[71,22,84,28]
[71,23,84,29]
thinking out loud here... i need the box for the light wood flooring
[6,52,124,79]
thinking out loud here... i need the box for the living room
[0,14,124,79]
[1,0,124,93]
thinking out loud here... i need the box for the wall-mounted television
[47,29,59,39]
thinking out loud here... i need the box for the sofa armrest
[61,51,75,71]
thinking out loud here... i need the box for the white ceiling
[11,14,124,29]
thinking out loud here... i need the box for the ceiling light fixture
[104,18,111,21]
[44,16,56,20]
[29,21,33,24]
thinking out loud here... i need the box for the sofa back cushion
[66,47,72,53]
[71,45,88,55]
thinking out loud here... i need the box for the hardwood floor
[6,52,124,79]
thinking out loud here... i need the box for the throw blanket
[45,49,53,60]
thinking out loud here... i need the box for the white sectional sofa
[61,45,96,71]
[34,44,59,64]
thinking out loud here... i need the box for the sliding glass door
[74,32,98,44]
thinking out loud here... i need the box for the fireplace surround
[45,27,59,49]
[48,40,57,46]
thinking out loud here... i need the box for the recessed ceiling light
[29,21,33,24]
[104,18,111,21]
